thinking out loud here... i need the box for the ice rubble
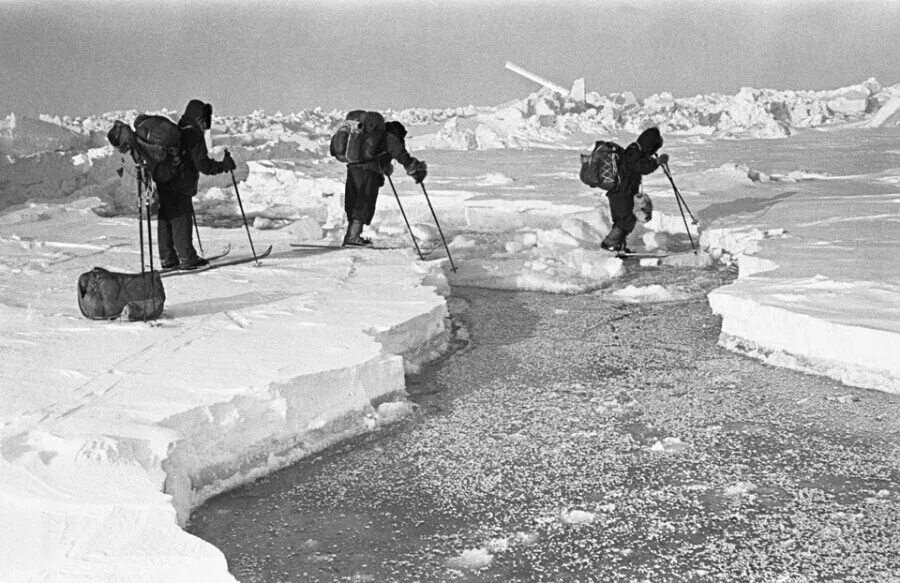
[407,77,900,150]
[4,78,899,215]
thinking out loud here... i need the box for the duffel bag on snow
[77,267,166,321]
[132,114,184,183]
[580,140,623,190]
[329,110,386,163]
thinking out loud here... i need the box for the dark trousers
[606,189,637,238]
[345,167,383,225]
[157,188,198,265]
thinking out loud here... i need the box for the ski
[616,251,700,260]
[617,252,670,259]
[158,244,232,273]
[290,242,433,256]
[160,245,273,277]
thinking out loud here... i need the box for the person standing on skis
[342,119,427,246]
[601,127,668,252]
[157,99,236,270]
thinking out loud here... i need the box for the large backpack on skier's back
[330,110,386,163]
[580,140,623,190]
[133,114,183,183]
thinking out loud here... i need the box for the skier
[342,119,427,246]
[600,127,668,252]
[158,99,236,270]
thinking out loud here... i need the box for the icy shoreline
[0,202,451,582]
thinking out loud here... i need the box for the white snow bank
[703,172,900,393]
[709,276,900,392]
[611,284,691,303]
[0,112,98,156]
[0,199,450,581]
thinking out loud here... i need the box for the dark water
[188,266,900,583]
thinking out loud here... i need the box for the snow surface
[1,78,899,581]
[0,200,450,581]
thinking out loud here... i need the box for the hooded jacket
[610,127,663,197]
[354,120,416,177]
[162,99,227,195]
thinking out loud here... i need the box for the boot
[342,220,372,247]
[600,226,626,252]
[178,257,210,271]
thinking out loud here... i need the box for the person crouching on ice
[343,120,427,246]
[159,99,236,270]
[601,127,668,253]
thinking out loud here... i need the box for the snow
[2,78,899,580]
[612,284,691,303]
[703,150,900,392]
[446,548,493,570]
[559,509,596,525]
[0,199,450,581]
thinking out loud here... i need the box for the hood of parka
[636,127,663,154]
[178,99,213,129]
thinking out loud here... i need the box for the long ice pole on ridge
[505,61,570,96]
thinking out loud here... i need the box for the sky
[1,0,898,117]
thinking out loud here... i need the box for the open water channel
[189,263,900,582]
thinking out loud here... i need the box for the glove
[221,151,236,172]
[406,159,427,184]
[657,153,669,166]
[382,162,394,177]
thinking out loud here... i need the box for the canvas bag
[133,114,183,183]
[329,110,386,163]
[579,140,623,190]
[77,267,166,321]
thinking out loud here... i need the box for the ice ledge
[709,277,900,394]
[0,225,451,582]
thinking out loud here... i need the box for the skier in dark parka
[343,120,427,246]
[601,127,668,252]
[157,99,236,270]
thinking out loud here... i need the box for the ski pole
[661,162,697,251]
[386,174,426,261]
[192,206,204,256]
[136,166,145,273]
[662,163,698,225]
[418,182,457,272]
[225,150,260,265]
[672,183,697,251]
[145,173,156,271]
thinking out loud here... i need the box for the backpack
[579,140,623,190]
[77,268,166,321]
[329,110,386,163]
[133,114,183,183]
